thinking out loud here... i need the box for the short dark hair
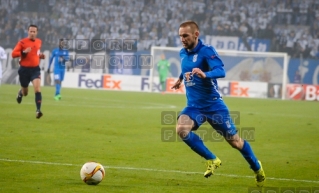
[28,24,38,31]
[179,20,199,32]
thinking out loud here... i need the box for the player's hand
[47,69,50,74]
[192,68,206,78]
[171,79,182,90]
[59,56,64,62]
[39,53,45,59]
[23,47,31,53]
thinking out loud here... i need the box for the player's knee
[228,139,244,150]
[175,125,183,135]
[230,142,240,149]
[176,125,191,139]
[176,115,193,138]
[225,133,244,149]
[34,85,41,93]
[22,89,28,96]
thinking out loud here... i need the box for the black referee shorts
[18,66,41,87]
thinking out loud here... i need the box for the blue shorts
[18,66,41,88]
[178,101,237,137]
[54,70,65,81]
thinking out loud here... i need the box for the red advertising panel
[286,84,319,101]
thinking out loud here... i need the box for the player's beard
[184,41,195,50]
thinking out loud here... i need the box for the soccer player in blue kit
[47,39,70,100]
[171,21,266,187]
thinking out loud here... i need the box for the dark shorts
[18,66,41,87]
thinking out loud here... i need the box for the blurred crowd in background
[1,0,319,59]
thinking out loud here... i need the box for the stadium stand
[0,0,318,59]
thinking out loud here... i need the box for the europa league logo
[273,84,280,98]
[268,84,282,98]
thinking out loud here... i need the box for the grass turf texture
[0,84,318,193]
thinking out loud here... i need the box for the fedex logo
[141,77,184,93]
[141,77,160,91]
[218,82,249,97]
[166,78,185,93]
[78,74,121,89]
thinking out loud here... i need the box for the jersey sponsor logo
[183,72,195,87]
[184,72,193,82]
[192,54,198,62]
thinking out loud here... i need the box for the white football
[80,161,105,185]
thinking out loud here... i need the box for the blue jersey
[48,48,70,73]
[179,39,226,109]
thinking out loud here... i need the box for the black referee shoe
[36,110,43,119]
[16,93,22,104]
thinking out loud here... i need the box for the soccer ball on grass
[80,161,105,185]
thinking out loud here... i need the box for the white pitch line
[0,158,319,184]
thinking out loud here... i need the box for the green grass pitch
[0,84,318,193]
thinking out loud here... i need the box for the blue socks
[182,131,216,160]
[240,140,260,171]
[35,92,42,111]
[182,132,260,171]
[55,84,61,96]
[183,133,260,171]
